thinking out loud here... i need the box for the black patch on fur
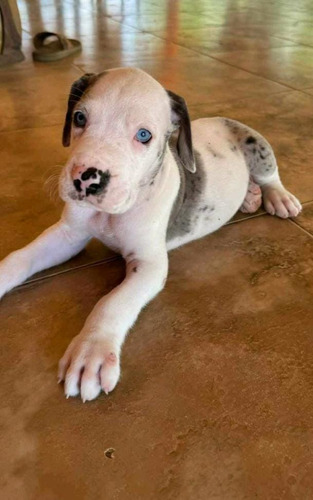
[224,118,278,181]
[246,136,257,144]
[199,204,215,212]
[167,149,210,240]
[145,148,166,187]
[141,133,171,188]
[227,138,239,153]
[224,118,240,135]
[166,90,195,172]
[62,73,98,147]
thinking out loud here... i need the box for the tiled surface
[157,26,298,54]
[293,201,313,235]
[0,63,81,131]
[77,51,288,105]
[1,0,313,498]
[211,46,313,90]
[1,217,313,499]
[303,87,313,95]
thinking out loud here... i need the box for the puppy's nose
[72,166,111,196]
[71,164,85,180]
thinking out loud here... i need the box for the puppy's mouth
[59,163,134,213]
[67,184,133,214]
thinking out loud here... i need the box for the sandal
[32,31,81,62]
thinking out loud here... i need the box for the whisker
[42,165,63,205]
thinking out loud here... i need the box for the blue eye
[136,128,152,143]
[73,111,87,128]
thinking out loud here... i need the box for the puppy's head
[59,67,195,214]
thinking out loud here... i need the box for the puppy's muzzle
[72,166,111,197]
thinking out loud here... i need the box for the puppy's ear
[62,73,97,147]
[167,90,196,173]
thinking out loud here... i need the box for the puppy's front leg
[0,221,90,299]
[58,248,168,402]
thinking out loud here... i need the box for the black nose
[73,168,111,196]
[81,167,98,181]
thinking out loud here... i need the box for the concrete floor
[1,0,313,498]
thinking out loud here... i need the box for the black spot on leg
[133,267,137,273]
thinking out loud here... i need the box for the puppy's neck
[135,146,180,208]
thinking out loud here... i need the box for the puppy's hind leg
[240,178,262,214]
[236,123,302,218]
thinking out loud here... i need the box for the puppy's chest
[89,213,122,253]
[88,212,139,254]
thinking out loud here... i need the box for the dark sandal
[32,31,81,62]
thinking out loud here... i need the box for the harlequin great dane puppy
[0,68,302,402]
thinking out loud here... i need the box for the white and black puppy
[0,68,301,402]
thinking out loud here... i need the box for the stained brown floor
[1,1,313,499]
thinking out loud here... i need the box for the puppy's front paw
[58,333,121,402]
[262,184,302,218]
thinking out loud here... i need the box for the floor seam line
[288,219,313,239]
[118,28,298,91]
[18,255,123,289]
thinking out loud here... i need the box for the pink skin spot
[107,352,117,364]
[71,164,85,180]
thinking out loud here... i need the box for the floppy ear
[62,73,97,147]
[167,90,196,173]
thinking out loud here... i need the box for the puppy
[0,68,301,401]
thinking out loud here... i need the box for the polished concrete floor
[1,1,313,498]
